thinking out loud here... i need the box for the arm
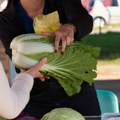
[42,0,93,53]
[59,0,93,39]
[0,58,47,119]
[0,62,33,119]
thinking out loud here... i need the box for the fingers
[37,72,45,81]
[41,32,55,37]
[54,33,61,52]
[41,24,75,54]
[38,75,50,82]
[54,32,67,53]
[61,36,66,54]
[66,35,74,45]
[35,57,48,81]
[67,32,74,44]
[54,24,75,54]
[20,69,25,72]
[35,57,47,70]
[54,32,74,54]
[25,57,48,81]
[37,72,50,82]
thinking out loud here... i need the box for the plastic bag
[33,11,61,34]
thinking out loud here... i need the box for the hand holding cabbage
[34,11,76,54]
[10,34,100,96]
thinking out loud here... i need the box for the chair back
[96,90,119,114]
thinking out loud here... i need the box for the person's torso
[0,0,68,111]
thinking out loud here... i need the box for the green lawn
[82,32,120,65]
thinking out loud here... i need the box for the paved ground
[95,65,120,80]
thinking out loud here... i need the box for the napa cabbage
[10,34,100,96]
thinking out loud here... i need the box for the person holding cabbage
[0,58,47,119]
[0,0,101,119]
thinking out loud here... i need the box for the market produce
[41,108,86,120]
[10,34,100,96]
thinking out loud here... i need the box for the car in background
[87,0,109,27]
[82,0,120,27]
[106,0,120,24]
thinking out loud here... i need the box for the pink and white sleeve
[0,61,34,119]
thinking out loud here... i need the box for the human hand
[41,23,76,54]
[23,57,48,81]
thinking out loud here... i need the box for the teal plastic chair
[96,90,119,115]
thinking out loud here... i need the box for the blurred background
[81,0,120,110]
[0,0,120,112]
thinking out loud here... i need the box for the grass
[0,117,6,120]
[82,32,120,65]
